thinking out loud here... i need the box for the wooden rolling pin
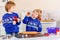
[19,32,40,35]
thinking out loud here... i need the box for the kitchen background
[0,0,60,35]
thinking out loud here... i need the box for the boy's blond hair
[5,1,15,12]
[33,9,42,20]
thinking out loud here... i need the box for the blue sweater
[23,16,42,32]
[2,12,21,33]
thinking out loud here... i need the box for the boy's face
[32,11,38,18]
[8,6,16,12]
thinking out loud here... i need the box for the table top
[3,35,60,40]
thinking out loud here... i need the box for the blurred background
[0,0,60,35]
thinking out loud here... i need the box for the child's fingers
[27,12,30,15]
[26,12,31,17]
[13,21,16,25]
[17,18,21,22]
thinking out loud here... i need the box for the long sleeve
[23,16,29,24]
[2,15,6,28]
[15,13,21,25]
[16,21,21,25]
[2,14,13,28]
[37,21,42,32]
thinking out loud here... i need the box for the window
[0,0,8,6]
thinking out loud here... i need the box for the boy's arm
[16,18,21,25]
[15,13,21,25]
[2,15,7,28]
[37,21,42,32]
[2,15,6,23]
[23,16,29,24]
[23,12,31,24]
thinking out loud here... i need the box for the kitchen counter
[41,20,57,33]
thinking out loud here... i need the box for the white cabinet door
[41,21,57,33]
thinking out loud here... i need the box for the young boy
[2,1,21,38]
[23,9,42,32]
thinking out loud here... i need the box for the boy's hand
[13,21,16,25]
[26,12,31,17]
[17,18,21,22]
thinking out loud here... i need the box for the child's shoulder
[3,13,8,16]
[12,12,19,16]
[27,16,32,19]
[2,13,9,18]
[12,12,18,15]
[36,19,40,22]
[25,16,31,18]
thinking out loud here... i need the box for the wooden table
[16,32,44,38]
